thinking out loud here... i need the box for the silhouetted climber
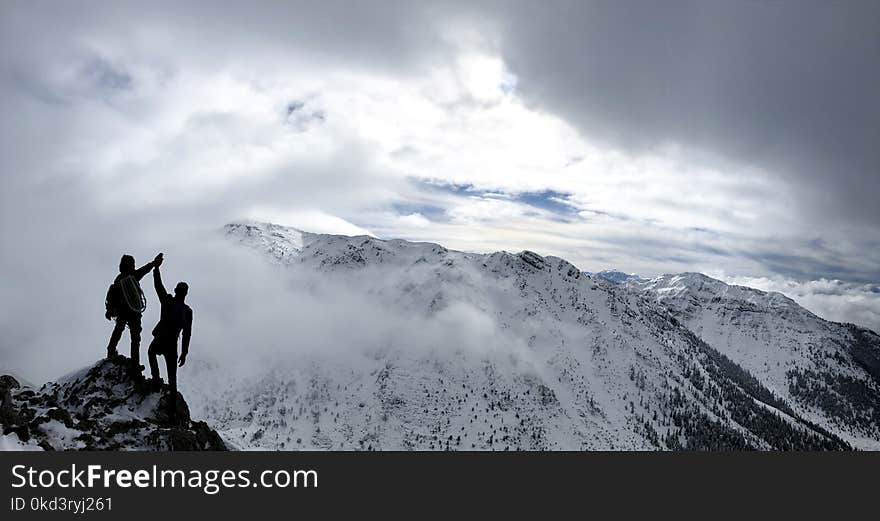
[147,261,193,418]
[105,252,163,374]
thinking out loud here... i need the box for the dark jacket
[151,267,193,356]
[109,261,157,318]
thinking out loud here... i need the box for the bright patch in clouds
[44,38,797,255]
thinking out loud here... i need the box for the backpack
[105,283,119,318]
[106,275,146,316]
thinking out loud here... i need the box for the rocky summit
[0,356,225,451]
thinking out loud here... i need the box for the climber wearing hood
[147,260,193,413]
[105,252,164,373]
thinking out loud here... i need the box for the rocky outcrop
[1,356,225,450]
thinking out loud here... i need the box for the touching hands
[178,354,186,367]
[154,252,164,267]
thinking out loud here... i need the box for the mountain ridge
[195,221,880,450]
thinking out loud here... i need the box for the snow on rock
[1,357,226,451]
[179,221,880,450]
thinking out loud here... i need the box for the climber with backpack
[105,252,164,375]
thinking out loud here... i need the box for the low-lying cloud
[0,225,535,383]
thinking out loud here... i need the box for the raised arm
[153,264,170,302]
[133,261,154,281]
[134,253,164,281]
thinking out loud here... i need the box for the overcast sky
[1,1,879,376]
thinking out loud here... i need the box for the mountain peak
[591,269,643,284]
[224,221,309,264]
[632,271,801,311]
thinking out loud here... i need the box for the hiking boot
[107,349,118,359]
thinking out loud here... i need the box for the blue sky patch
[416,180,579,218]
[514,190,578,216]
[81,58,133,92]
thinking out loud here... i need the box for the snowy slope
[172,222,875,450]
[628,273,880,448]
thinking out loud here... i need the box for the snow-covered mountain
[627,273,880,447]
[588,270,644,285]
[174,222,880,450]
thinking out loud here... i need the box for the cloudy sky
[1,0,879,371]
